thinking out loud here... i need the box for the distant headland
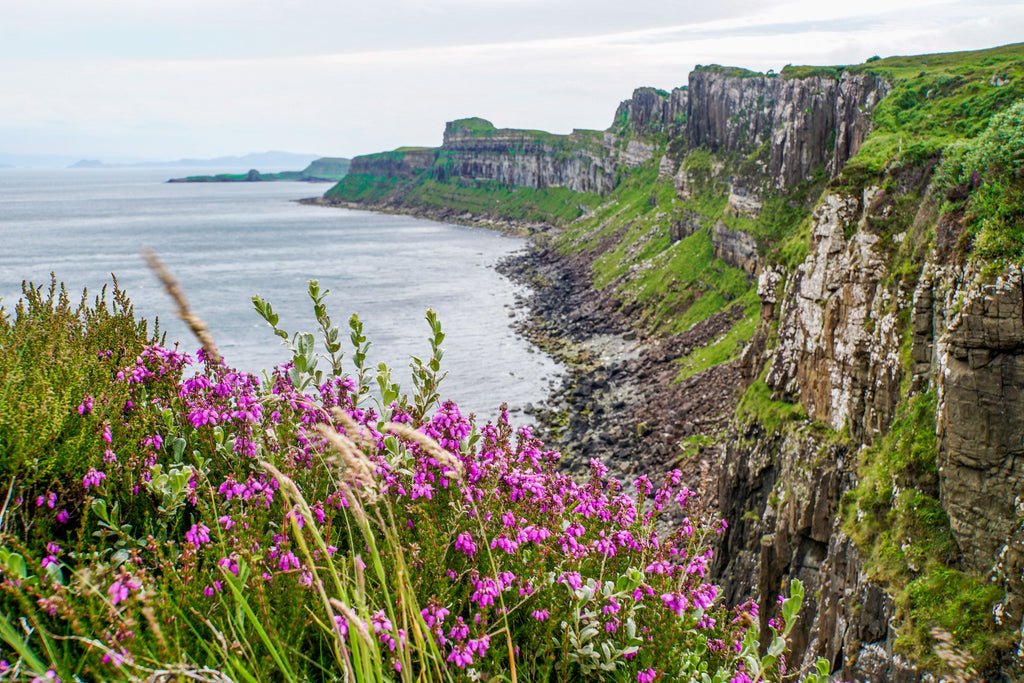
[167,157,350,183]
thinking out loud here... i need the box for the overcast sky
[2,0,1022,162]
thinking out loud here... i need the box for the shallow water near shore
[0,167,561,421]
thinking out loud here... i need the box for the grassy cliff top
[845,42,1024,173]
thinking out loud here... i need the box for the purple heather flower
[108,577,139,605]
[77,396,93,416]
[56,509,69,524]
[446,644,473,668]
[638,669,657,683]
[82,468,106,489]
[454,532,476,557]
[185,523,211,547]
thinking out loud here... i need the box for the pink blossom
[185,523,211,547]
[454,532,476,557]
[77,396,94,415]
[82,468,106,489]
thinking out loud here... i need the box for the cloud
[1,0,1021,159]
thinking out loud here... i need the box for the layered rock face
[613,86,688,136]
[684,69,889,187]
[718,189,1024,679]
[922,265,1024,620]
[764,190,904,441]
[436,121,618,194]
[343,69,888,198]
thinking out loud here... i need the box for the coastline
[298,196,548,237]
[305,195,745,510]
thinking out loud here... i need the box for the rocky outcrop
[712,220,759,275]
[613,86,688,136]
[764,190,904,441]
[830,73,891,176]
[436,120,618,194]
[719,182,1024,679]
[335,69,887,202]
[685,69,889,188]
[916,265,1024,628]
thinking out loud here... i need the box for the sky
[2,0,1023,163]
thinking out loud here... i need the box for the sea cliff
[319,43,1024,680]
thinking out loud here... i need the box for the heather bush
[0,280,826,682]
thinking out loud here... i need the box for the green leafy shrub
[935,100,1024,262]
[0,278,158,540]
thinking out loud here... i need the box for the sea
[0,167,561,422]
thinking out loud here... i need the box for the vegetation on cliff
[319,42,1024,679]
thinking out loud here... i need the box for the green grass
[407,178,603,223]
[693,64,764,79]
[674,300,760,382]
[325,173,409,203]
[841,42,1024,177]
[841,390,1009,673]
[778,65,847,80]
[734,376,805,435]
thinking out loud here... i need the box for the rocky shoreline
[304,196,746,509]
[497,246,746,510]
[298,196,550,237]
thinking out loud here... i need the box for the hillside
[321,43,1024,681]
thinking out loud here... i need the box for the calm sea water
[0,168,560,421]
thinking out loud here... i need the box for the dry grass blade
[144,668,236,683]
[382,422,464,480]
[331,407,376,451]
[141,248,222,364]
[316,423,379,503]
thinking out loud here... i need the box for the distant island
[168,157,350,183]
[64,150,324,170]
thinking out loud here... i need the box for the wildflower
[218,514,234,530]
[278,550,300,571]
[108,577,139,605]
[661,592,689,617]
[103,648,133,668]
[217,556,239,576]
[82,468,106,489]
[638,668,658,683]
[446,644,473,668]
[41,542,60,569]
[454,532,476,558]
[56,510,69,524]
[185,523,211,547]
[77,396,93,415]
[334,614,349,638]
[468,633,490,655]
[531,609,549,621]
[422,603,450,628]
[558,571,583,590]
